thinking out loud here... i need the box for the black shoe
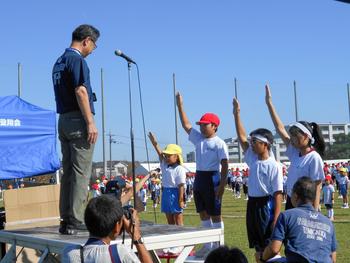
[73,223,87,231]
[59,222,77,235]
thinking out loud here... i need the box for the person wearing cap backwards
[265,85,325,211]
[336,167,349,208]
[148,132,187,226]
[322,175,335,220]
[233,98,283,263]
[176,92,229,258]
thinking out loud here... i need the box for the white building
[186,151,196,162]
[94,162,128,178]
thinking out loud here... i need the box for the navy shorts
[246,196,274,251]
[193,171,221,216]
[325,203,333,209]
[243,184,248,194]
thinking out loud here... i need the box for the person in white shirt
[176,92,229,258]
[148,132,186,226]
[322,175,335,220]
[233,97,283,263]
[337,167,349,208]
[265,85,325,211]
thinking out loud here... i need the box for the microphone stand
[127,62,136,248]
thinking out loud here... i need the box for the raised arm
[265,85,290,145]
[121,174,150,206]
[148,132,163,161]
[176,92,192,134]
[123,209,153,263]
[232,98,249,152]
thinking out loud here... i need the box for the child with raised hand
[265,85,325,210]
[176,92,229,258]
[233,98,283,263]
[148,132,186,226]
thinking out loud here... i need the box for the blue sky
[1,0,350,162]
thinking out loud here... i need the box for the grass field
[139,189,350,262]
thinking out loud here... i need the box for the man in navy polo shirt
[260,177,337,263]
[52,24,99,235]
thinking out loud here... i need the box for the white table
[0,222,224,263]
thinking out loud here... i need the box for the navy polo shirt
[52,48,95,114]
[271,204,337,263]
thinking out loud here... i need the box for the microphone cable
[135,63,157,224]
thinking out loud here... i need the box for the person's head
[324,175,332,185]
[291,176,316,207]
[84,195,124,239]
[71,24,100,57]
[196,113,220,138]
[339,167,348,176]
[249,128,274,155]
[288,121,325,157]
[204,246,248,263]
[162,144,184,165]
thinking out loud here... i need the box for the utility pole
[173,73,179,145]
[18,63,22,97]
[101,68,107,177]
[347,83,350,122]
[234,77,242,163]
[293,80,299,122]
[109,131,116,178]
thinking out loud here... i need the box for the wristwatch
[133,237,144,245]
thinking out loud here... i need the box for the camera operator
[62,195,153,263]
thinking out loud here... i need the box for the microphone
[114,50,136,64]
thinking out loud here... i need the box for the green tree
[324,133,350,160]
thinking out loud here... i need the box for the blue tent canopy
[0,96,60,179]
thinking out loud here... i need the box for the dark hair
[204,246,248,263]
[292,176,316,204]
[289,121,325,157]
[72,24,100,42]
[84,195,123,238]
[249,128,274,150]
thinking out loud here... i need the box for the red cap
[325,175,332,181]
[196,113,220,126]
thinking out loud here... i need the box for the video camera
[105,177,127,200]
[104,177,133,221]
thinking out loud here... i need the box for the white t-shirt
[322,184,335,205]
[138,188,148,203]
[244,147,283,197]
[160,160,186,188]
[188,128,229,171]
[242,176,248,185]
[236,176,243,184]
[285,145,325,197]
[63,243,140,263]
